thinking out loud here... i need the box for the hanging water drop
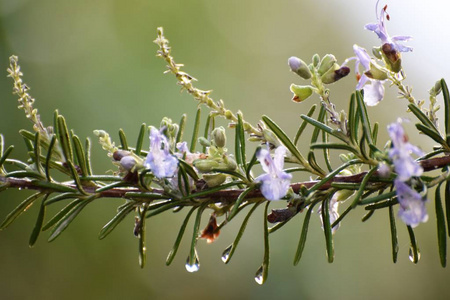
[221,245,233,263]
[185,254,200,273]
[408,246,421,263]
[254,265,265,285]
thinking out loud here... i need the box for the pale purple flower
[145,127,178,178]
[387,121,423,181]
[255,146,292,201]
[353,45,385,106]
[176,141,202,164]
[394,179,428,228]
[365,1,413,53]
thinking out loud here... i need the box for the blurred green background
[1,0,450,299]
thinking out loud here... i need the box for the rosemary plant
[1,1,450,285]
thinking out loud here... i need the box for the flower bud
[113,150,131,161]
[202,173,227,187]
[198,137,211,147]
[381,43,402,73]
[364,62,388,81]
[193,159,219,173]
[312,54,320,67]
[224,155,237,171]
[372,47,382,59]
[288,56,311,79]
[120,156,137,171]
[290,84,313,102]
[430,80,442,96]
[317,54,337,75]
[211,127,226,148]
[321,65,350,84]
[334,189,355,202]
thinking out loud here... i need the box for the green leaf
[408,103,440,133]
[65,160,87,195]
[310,105,326,144]
[301,115,348,143]
[32,181,78,193]
[222,202,262,264]
[350,167,377,208]
[310,143,359,155]
[322,195,334,263]
[29,194,49,247]
[119,128,129,150]
[361,210,375,222]
[359,191,397,205]
[262,115,308,168]
[356,91,374,146]
[177,163,191,196]
[138,204,149,268]
[48,195,97,242]
[33,132,44,176]
[293,201,318,266]
[190,108,201,153]
[441,79,450,142]
[307,151,326,175]
[446,181,450,237]
[322,130,333,172]
[435,183,447,267]
[415,123,446,145]
[98,202,136,240]
[166,207,197,266]
[237,112,247,170]
[388,205,399,263]
[135,124,147,156]
[145,201,182,219]
[57,116,74,162]
[5,170,45,179]
[72,134,88,177]
[246,146,261,181]
[0,192,43,230]
[308,159,362,194]
[255,201,271,285]
[182,181,242,199]
[294,104,316,146]
[42,199,82,231]
[0,145,14,170]
[187,203,207,269]
[45,135,57,181]
[45,192,80,206]
[178,159,199,181]
[84,138,93,176]
[176,114,187,145]
[348,93,357,144]
[407,225,420,264]
[229,186,256,220]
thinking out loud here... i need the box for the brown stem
[2,155,450,202]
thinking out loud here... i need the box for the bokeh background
[1,0,450,299]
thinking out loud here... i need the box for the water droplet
[408,247,421,263]
[254,265,265,285]
[221,245,233,263]
[185,254,200,273]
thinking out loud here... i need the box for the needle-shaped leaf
[119,128,129,151]
[222,202,262,264]
[135,123,147,156]
[388,205,399,263]
[435,183,447,267]
[293,201,319,266]
[0,192,43,230]
[29,194,49,247]
[166,207,197,266]
[98,202,136,240]
[190,108,201,153]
